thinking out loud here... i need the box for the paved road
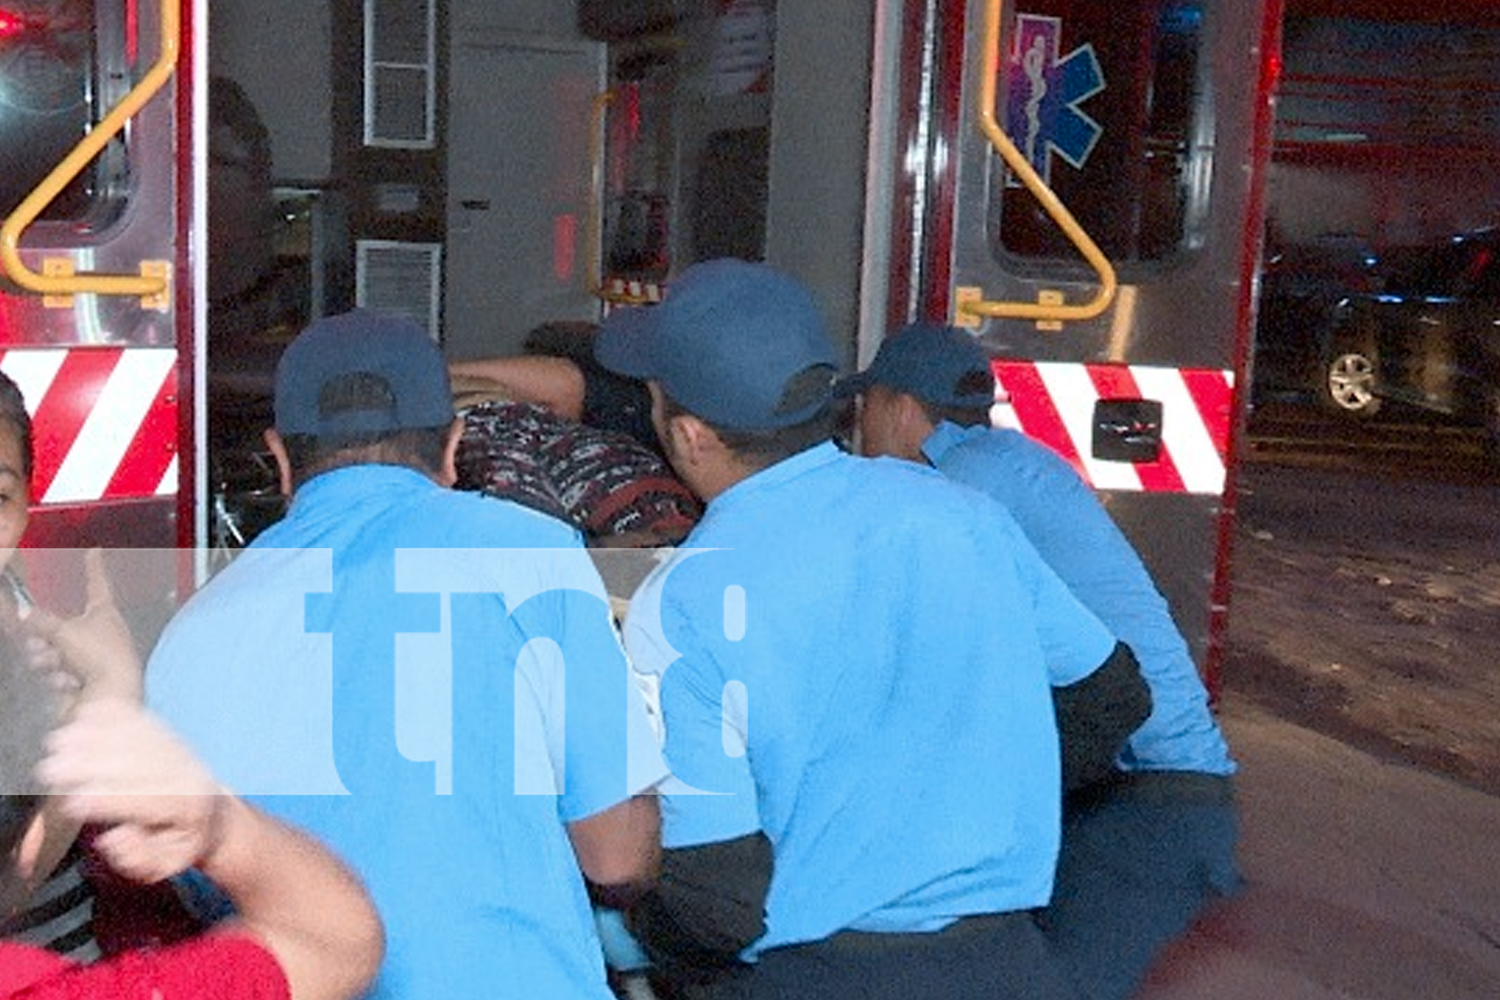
[1224,412,1500,797]
[1138,409,1500,998]
[1138,700,1500,1000]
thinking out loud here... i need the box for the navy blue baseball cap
[274,310,454,436]
[594,259,839,431]
[837,322,996,408]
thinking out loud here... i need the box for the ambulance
[0,0,1279,686]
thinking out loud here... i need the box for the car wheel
[1322,345,1382,416]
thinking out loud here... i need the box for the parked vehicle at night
[1253,232,1383,404]
[1318,228,1500,451]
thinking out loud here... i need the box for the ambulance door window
[0,0,127,224]
[994,0,1207,264]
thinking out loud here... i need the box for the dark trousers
[684,911,1078,1000]
[1037,771,1241,1000]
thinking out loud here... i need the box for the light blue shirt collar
[920,419,984,466]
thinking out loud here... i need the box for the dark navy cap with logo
[837,322,996,409]
[274,309,454,437]
[594,258,839,432]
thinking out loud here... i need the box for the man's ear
[895,392,936,457]
[668,412,717,468]
[263,428,294,497]
[437,417,464,488]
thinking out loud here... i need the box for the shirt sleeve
[518,548,669,824]
[20,932,290,1000]
[992,504,1118,686]
[933,434,1131,686]
[622,565,761,849]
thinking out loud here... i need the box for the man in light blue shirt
[841,321,1241,1000]
[596,260,1142,1000]
[148,311,667,1000]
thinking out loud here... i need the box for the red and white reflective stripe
[991,360,1233,495]
[0,347,179,504]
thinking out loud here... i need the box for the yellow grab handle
[962,0,1117,323]
[0,0,180,302]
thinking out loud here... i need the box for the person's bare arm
[567,793,661,909]
[12,549,148,884]
[27,554,380,1000]
[39,699,384,1000]
[199,796,384,1000]
[449,355,587,421]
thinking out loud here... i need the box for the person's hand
[5,620,76,698]
[20,548,142,705]
[36,698,227,885]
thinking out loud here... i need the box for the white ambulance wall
[764,0,875,372]
[444,0,601,359]
[456,0,577,34]
[444,35,604,360]
[210,0,334,183]
[209,0,574,185]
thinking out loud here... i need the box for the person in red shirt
[0,554,384,1000]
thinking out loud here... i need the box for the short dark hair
[916,397,992,430]
[0,632,59,885]
[281,425,454,490]
[522,320,600,366]
[0,371,34,481]
[658,368,842,470]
